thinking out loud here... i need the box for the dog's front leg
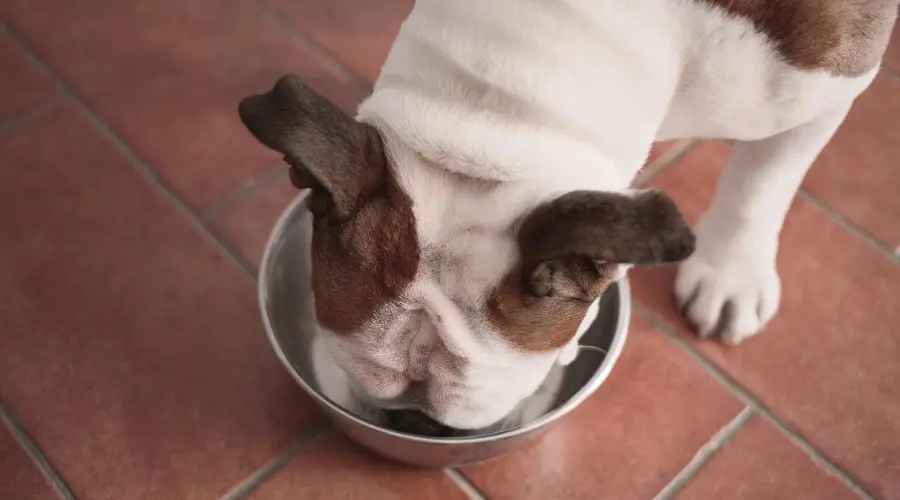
[674,104,853,345]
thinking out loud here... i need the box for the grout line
[5,17,334,500]
[634,140,898,264]
[245,0,373,94]
[652,407,753,500]
[0,21,68,94]
[757,413,874,500]
[200,163,287,222]
[633,304,876,499]
[4,11,885,499]
[0,400,78,500]
[798,190,898,264]
[632,140,697,187]
[2,22,257,279]
[219,424,333,500]
[445,469,489,500]
[5,19,331,500]
[71,102,258,277]
[0,96,69,136]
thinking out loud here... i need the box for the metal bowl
[258,193,630,467]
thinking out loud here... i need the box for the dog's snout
[384,410,458,437]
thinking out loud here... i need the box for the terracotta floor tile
[678,416,855,500]
[1,0,366,211]
[632,141,900,498]
[462,314,743,500]
[249,433,468,500]
[0,425,57,500]
[262,0,413,82]
[0,104,323,499]
[634,140,686,185]
[641,140,731,223]
[0,28,58,122]
[803,73,900,248]
[882,27,900,75]
[209,175,299,269]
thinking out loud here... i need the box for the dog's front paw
[674,225,781,345]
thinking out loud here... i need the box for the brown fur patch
[488,189,694,352]
[488,262,615,352]
[239,75,420,333]
[697,0,898,77]
[311,170,420,333]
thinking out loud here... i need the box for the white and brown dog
[239,0,898,434]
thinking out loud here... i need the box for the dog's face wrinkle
[321,186,685,427]
[316,184,695,429]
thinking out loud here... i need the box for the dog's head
[239,76,695,431]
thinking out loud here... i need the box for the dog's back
[694,0,896,76]
[368,0,897,180]
[659,0,896,141]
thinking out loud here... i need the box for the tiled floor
[0,1,898,499]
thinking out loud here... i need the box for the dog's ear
[238,75,386,219]
[518,189,695,300]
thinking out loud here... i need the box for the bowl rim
[258,192,631,445]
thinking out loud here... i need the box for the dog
[238,0,898,434]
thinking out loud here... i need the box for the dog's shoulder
[694,0,898,77]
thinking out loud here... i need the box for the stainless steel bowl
[258,193,630,467]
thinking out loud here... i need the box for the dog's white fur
[311,0,882,430]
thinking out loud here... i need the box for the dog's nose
[384,410,457,437]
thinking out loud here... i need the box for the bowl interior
[259,194,629,440]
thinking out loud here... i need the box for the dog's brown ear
[518,189,695,300]
[238,75,386,219]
